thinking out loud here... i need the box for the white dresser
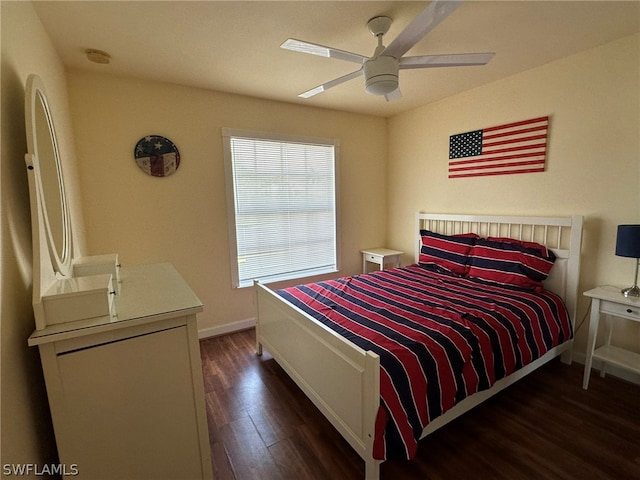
[28,263,213,480]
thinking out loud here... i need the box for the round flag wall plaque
[134,135,180,177]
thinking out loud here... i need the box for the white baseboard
[198,317,256,339]
[572,351,640,386]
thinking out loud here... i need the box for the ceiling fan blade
[383,0,463,59]
[281,39,368,64]
[399,52,494,69]
[384,88,403,102]
[298,69,363,98]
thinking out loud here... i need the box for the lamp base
[621,285,640,297]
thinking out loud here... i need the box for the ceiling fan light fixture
[365,77,398,96]
[364,55,399,95]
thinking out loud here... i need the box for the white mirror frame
[25,74,73,277]
[25,75,74,329]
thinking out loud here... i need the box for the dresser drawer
[600,300,640,321]
[42,274,115,326]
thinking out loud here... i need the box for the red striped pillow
[467,238,556,290]
[419,230,478,275]
[486,237,550,254]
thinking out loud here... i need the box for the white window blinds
[223,129,339,288]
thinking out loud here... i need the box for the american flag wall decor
[134,135,181,177]
[448,116,549,178]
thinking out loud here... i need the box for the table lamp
[615,224,640,297]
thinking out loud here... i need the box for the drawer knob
[627,308,633,314]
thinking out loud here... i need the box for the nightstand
[582,286,640,389]
[361,248,403,273]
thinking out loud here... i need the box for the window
[222,129,339,288]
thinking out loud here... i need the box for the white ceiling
[33,1,640,118]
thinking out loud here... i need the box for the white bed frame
[255,213,583,480]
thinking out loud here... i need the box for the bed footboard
[255,282,382,479]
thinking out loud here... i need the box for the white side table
[361,248,403,273]
[582,286,640,389]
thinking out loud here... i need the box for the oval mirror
[25,74,72,276]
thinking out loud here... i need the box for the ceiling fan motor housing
[364,55,399,95]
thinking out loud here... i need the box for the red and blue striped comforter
[276,264,572,460]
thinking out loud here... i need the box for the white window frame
[222,128,341,288]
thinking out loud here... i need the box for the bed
[255,213,583,479]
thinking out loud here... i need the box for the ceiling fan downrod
[364,16,398,96]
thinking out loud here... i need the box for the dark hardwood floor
[200,329,640,480]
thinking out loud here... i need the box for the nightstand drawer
[601,300,640,321]
[365,254,381,263]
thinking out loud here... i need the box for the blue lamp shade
[615,225,640,258]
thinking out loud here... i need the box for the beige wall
[1,0,86,471]
[66,70,388,336]
[387,33,640,356]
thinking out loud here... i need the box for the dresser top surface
[29,263,202,345]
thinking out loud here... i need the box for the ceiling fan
[281,0,494,101]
